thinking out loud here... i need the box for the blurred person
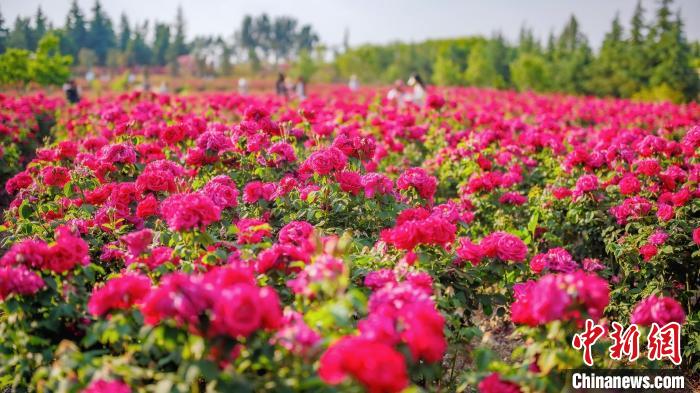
[63,80,80,104]
[295,76,307,100]
[387,79,406,104]
[158,81,169,94]
[407,73,426,105]
[85,68,95,83]
[238,77,249,95]
[140,70,151,92]
[276,73,288,98]
[348,74,359,91]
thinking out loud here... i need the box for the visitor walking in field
[295,77,307,100]
[276,73,288,98]
[63,80,80,104]
[407,73,426,106]
[387,79,406,106]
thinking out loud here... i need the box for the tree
[0,32,72,88]
[29,33,73,87]
[87,0,116,65]
[170,6,187,56]
[550,15,592,93]
[518,25,540,54]
[0,48,30,86]
[126,22,151,66]
[586,14,636,97]
[6,17,32,50]
[253,14,272,61]
[117,13,131,51]
[645,4,699,102]
[296,25,319,54]
[0,7,8,53]
[166,6,187,75]
[32,7,48,50]
[626,0,651,94]
[510,52,551,92]
[486,33,514,86]
[237,15,259,67]
[64,0,88,58]
[433,52,463,86]
[464,42,505,88]
[272,16,297,63]
[218,39,233,75]
[291,49,317,81]
[152,23,171,66]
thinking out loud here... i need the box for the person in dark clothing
[276,73,288,98]
[63,80,80,104]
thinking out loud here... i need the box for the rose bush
[0,87,698,392]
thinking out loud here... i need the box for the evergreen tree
[510,52,551,91]
[6,17,32,50]
[486,32,514,86]
[152,22,171,66]
[464,42,505,88]
[0,7,8,53]
[170,6,187,57]
[87,0,116,65]
[118,13,131,52]
[550,15,592,93]
[166,6,187,74]
[126,21,151,66]
[544,31,556,61]
[518,25,540,54]
[64,0,88,58]
[433,51,463,86]
[32,7,48,50]
[587,14,636,97]
[646,6,699,101]
[626,0,650,93]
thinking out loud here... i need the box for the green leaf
[19,200,32,219]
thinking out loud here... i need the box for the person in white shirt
[348,74,359,91]
[387,79,406,105]
[407,73,426,106]
[238,78,248,95]
[295,77,306,100]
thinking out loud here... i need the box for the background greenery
[0,0,699,102]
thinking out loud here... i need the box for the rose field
[0,87,699,392]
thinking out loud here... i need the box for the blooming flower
[630,295,685,326]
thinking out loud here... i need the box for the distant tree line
[336,1,699,102]
[0,0,319,76]
[0,0,698,102]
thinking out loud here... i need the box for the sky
[2,0,699,50]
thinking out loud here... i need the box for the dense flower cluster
[140,265,282,338]
[511,270,610,326]
[0,86,697,392]
[630,295,686,326]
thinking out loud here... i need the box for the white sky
[2,0,699,49]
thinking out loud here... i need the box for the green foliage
[0,32,72,88]
[432,53,463,86]
[0,48,31,86]
[463,42,506,88]
[291,49,318,81]
[29,33,73,87]
[510,53,551,92]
